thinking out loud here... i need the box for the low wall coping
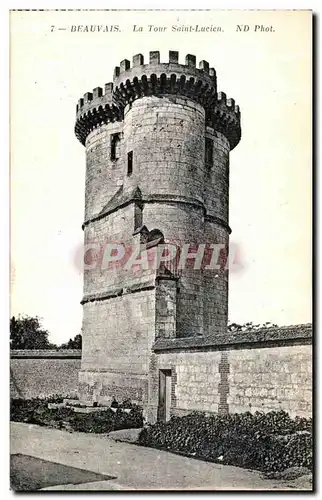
[10,349,82,359]
[10,325,312,357]
[153,324,312,352]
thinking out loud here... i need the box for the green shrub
[70,406,143,433]
[10,397,143,433]
[138,410,312,473]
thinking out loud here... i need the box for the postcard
[10,9,312,491]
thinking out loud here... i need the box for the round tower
[75,51,241,410]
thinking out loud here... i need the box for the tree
[59,333,82,349]
[10,315,56,350]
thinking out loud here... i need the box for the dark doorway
[157,369,172,422]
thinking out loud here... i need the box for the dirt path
[10,422,305,491]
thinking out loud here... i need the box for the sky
[10,9,312,344]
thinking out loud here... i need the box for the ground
[10,422,311,491]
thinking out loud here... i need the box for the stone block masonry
[79,290,156,406]
[151,324,312,421]
[227,344,312,417]
[10,324,312,421]
[10,350,81,399]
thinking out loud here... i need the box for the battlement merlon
[209,91,241,150]
[113,51,217,89]
[76,51,216,117]
[76,82,114,117]
[74,82,124,146]
[75,50,241,150]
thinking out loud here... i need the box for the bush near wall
[10,397,143,433]
[138,411,312,473]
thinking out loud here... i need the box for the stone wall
[83,204,139,296]
[123,96,205,202]
[227,345,312,416]
[10,350,81,399]
[79,288,156,405]
[204,129,230,221]
[151,324,312,421]
[10,325,312,421]
[85,122,124,221]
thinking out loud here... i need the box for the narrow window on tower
[134,202,143,231]
[110,133,120,161]
[205,137,213,166]
[127,151,133,176]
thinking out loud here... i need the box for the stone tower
[75,51,241,420]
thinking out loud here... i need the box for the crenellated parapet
[75,50,241,149]
[75,82,123,145]
[113,51,216,88]
[112,50,217,109]
[208,92,241,150]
